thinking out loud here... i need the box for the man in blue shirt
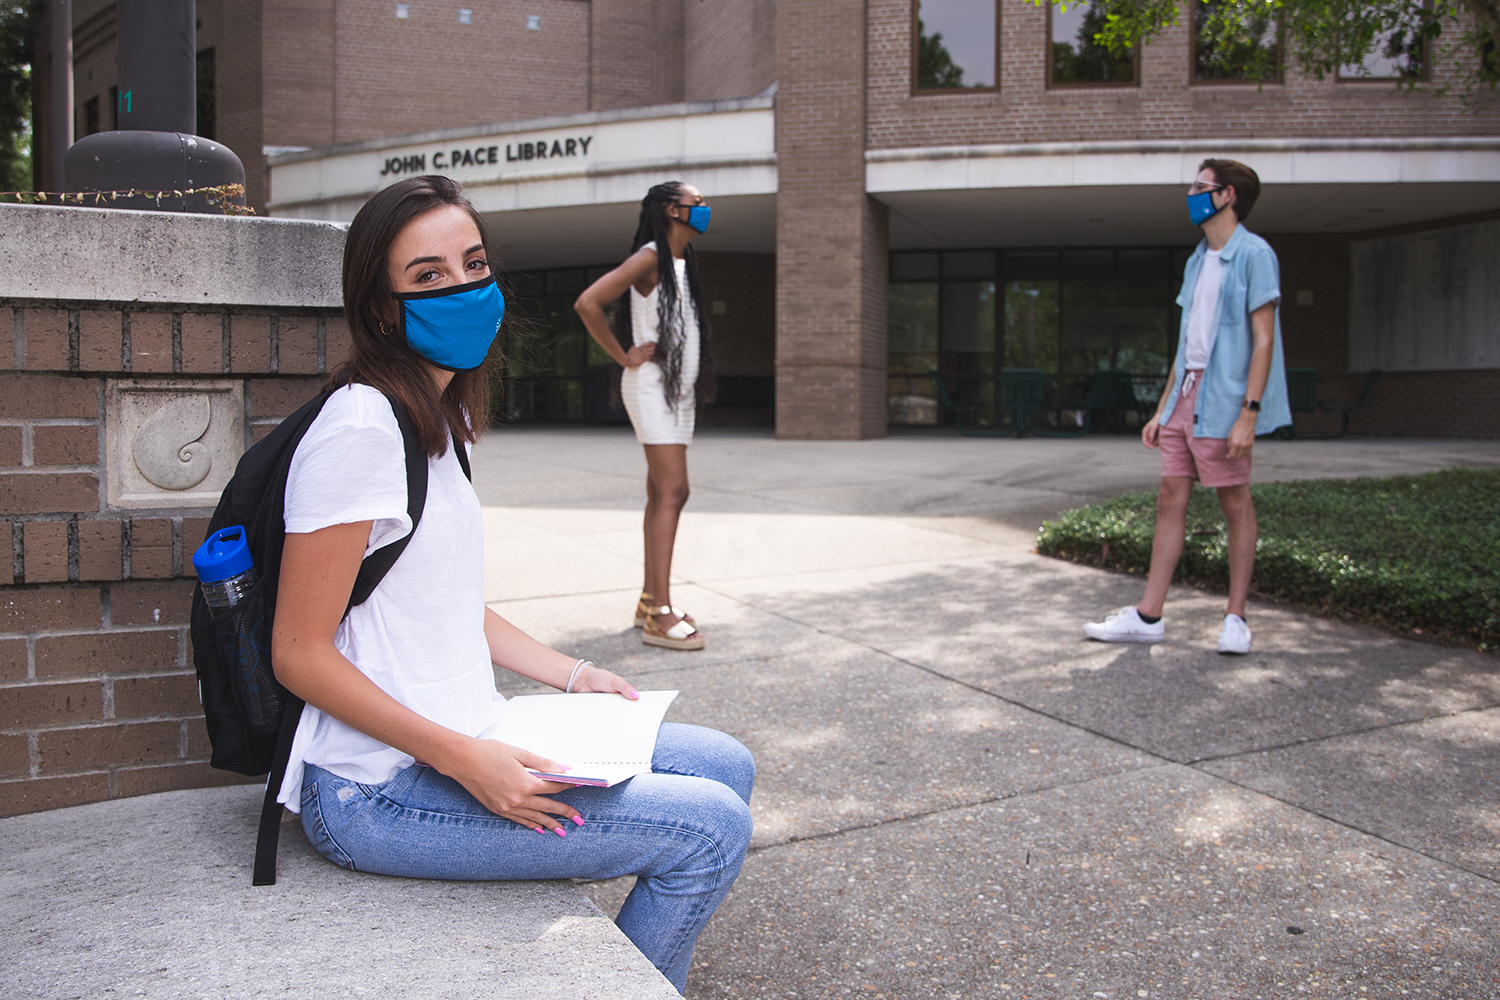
[1084,159,1290,654]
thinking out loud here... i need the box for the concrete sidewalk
[475,428,1500,999]
[5,429,1497,1000]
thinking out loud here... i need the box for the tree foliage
[0,1,40,192]
[916,19,969,89]
[1036,0,1499,98]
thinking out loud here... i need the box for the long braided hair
[610,182,714,409]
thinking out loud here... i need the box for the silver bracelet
[566,659,593,694]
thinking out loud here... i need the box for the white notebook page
[480,690,679,787]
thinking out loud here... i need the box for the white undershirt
[275,383,502,812]
[1184,248,1224,370]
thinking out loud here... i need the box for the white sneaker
[1217,614,1251,654]
[1083,606,1165,644]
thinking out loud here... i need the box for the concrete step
[2,783,677,999]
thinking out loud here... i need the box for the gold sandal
[641,605,705,651]
[635,592,694,629]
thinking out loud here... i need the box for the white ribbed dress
[621,242,700,446]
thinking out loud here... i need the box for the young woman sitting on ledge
[270,175,754,993]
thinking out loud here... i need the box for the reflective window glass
[1003,282,1060,372]
[1117,249,1170,279]
[1060,279,1174,377]
[890,252,941,281]
[1063,249,1114,280]
[1050,1,1135,85]
[1002,250,1060,281]
[941,280,997,354]
[1339,25,1425,80]
[888,283,940,425]
[942,250,996,280]
[915,0,998,90]
[1194,0,1281,82]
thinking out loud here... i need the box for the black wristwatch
[1243,398,1261,413]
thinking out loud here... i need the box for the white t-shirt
[1183,248,1224,370]
[275,383,502,812]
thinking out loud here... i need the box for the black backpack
[189,386,470,885]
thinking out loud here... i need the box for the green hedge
[1035,468,1500,650]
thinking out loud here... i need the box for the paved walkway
[474,428,1500,1000]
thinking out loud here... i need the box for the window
[107,86,118,130]
[1049,0,1135,86]
[913,0,999,92]
[891,247,1200,430]
[887,251,996,426]
[1194,0,1281,83]
[1337,23,1426,80]
[82,96,100,137]
[196,49,216,141]
[497,265,617,423]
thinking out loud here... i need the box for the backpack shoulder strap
[347,397,428,609]
[251,692,305,886]
[454,431,472,482]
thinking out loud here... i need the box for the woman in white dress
[575,182,713,651]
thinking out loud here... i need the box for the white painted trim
[269,153,778,213]
[866,137,1500,192]
[266,96,777,167]
[269,105,778,218]
[866,137,1500,163]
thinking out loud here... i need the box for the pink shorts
[1158,372,1251,488]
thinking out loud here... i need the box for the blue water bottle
[193,526,258,610]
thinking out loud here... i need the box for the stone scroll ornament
[132,395,213,490]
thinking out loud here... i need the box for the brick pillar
[0,301,339,816]
[774,0,889,440]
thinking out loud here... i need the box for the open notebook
[479,689,679,787]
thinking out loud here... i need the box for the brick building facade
[28,2,1500,443]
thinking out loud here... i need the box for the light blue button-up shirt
[1160,225,1292,438]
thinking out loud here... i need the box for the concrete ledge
[0,204,346,308]
[1,784,677,999]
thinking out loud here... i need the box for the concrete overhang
[269,99,778,271]
[866,138,1500,248]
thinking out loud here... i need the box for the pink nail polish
[554,827,567,838]
[628,691,639,700]
[572,815,586,827]
[534,827,544,834]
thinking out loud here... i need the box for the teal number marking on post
[119,90,132,113]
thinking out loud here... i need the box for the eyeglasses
[1188,182,1224,195]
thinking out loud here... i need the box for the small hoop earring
[378,321,389,337]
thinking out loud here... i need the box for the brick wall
[696,251,776,428]
[0,301,348,817]
[776,0,890,440]
[695,252,776,379]
[865,0,1500,150]
[1262,210,1500,439]
[683,0,777,103]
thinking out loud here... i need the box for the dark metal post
[49,0,73,192]
[64,0,245,213]
[115,0,196,134]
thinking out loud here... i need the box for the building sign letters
[380,135,594,177]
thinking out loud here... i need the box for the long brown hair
[331,175,495,455]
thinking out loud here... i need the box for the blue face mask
[1186,189,1221,227]
[679,204,710,233]
[391,275,505,372]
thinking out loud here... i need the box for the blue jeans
[300,722,754,992]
